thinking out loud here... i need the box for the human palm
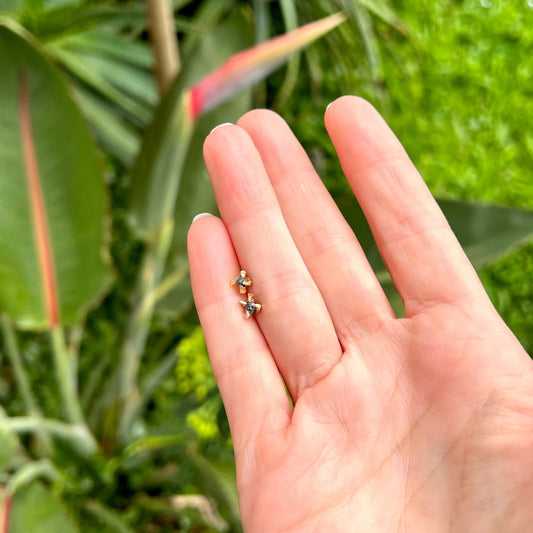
[188,97,533,532]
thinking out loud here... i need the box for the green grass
[383,0,533,206]
[279,0,533,352]
[382,1,533,352]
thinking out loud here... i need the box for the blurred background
[0,0,532,531]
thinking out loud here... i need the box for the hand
[188,97,533,532]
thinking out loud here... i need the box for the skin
[187,96,533,532]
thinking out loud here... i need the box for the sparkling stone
[244,302,258,315]
[236,276,248,288]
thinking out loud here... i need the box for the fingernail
[326,102,333,111]
[209,122,233,134]
[192,212,213,223]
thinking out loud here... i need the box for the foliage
[381,0,533,351]
[0,1,344,530]
[0,0,532,531]
[276,0,533,349]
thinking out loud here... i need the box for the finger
[237,109,394,343]
[203,124,342,400]
[188,214,291,448]
[325,96,488,315]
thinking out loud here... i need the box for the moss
[277,0,533,353]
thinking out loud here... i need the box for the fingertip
[203,121,252,163]
[324,95,377,127]
[192,212,213,224]
[203,122,234,156]
[187,213,217,257]
[237,108,284,131]
[209,122,233,135]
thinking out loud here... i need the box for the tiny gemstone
[236,276,248,288]
[244,302,258,315]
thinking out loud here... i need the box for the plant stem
[152,260,189,304]
[128,349,179,427]
[6,459,58,495]
[2,417,97,456]
[50,326,84,425]
[145,0,180,96]
[1,315,39,416]
[0,314,53,452]
[83,500,136,533]
[117,217,175,443]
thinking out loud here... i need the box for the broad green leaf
[14,3,146,41]
[127,79,195,239]
[72,82,140,165]
[51,28,154,70]
[0,25,112,328]
[8,482,78,533]
[438,199,533,267]
[337,195,533,314]
[49,47,152,124]
[129,12,345,238]
[155,12,254,317]
[337,195,533,273]
[49,30,157,109]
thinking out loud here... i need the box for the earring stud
[240,293,261,318]
[230,270,252,294]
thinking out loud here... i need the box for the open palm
[188,97,533,532]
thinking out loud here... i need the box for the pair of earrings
[230,270,262,319]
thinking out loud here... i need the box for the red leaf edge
[18,73,60,327]
[1,495,11,533]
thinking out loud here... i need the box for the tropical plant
[0,1,346,530]
[0,0,532,531]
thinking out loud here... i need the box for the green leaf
[49,29,157,108]
[155,12,254,317]
[71,82,140,165]
[190,12,346,117]
[49,47,153,124]
[127,85,194,239]
[0,25,112,329]
[14,3,146,42]
[128,10,255,239]
[131,11,344,316]
[52,28,154,70]
[8,482,78,533]
[342,1,383,83]
[337,195,533,314]
[349,0,405,33]
[273,0,301,108]
[439,199,533,267]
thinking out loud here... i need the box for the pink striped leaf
[0,24,113,329]
[129,12,345,238]
[189,12,346,118]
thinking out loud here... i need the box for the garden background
[0,0,532,531]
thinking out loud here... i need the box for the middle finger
[204,124,342,401]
